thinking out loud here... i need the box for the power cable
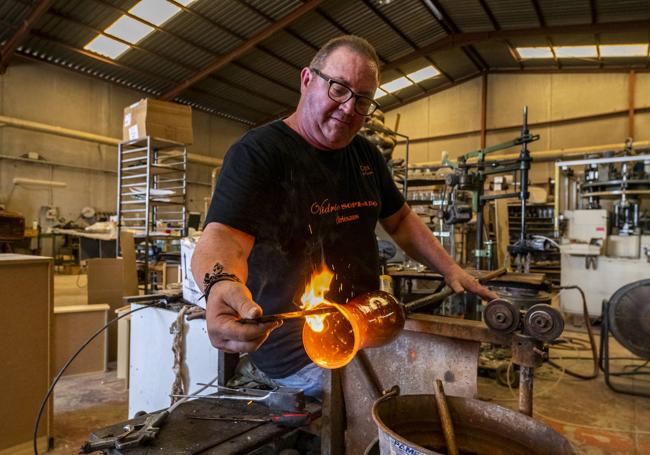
[33,301,165,455]
[548,285,599,380]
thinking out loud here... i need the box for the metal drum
[372,392,575,455]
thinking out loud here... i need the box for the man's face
[299,47,378,150]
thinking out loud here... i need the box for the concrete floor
[46,330,650,455]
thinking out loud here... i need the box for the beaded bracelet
[201,262,241,302]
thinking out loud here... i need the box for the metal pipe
[519,107,530,246]
[416,140,650,168]
[0,114,224,166]
[518,366,534,416]
[554,164,561,236]
[433,379,459,455]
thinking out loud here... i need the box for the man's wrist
[201,262,241,302]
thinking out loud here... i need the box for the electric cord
[548,285,599,380]
[33,302,165,455]
[482,354,567,403]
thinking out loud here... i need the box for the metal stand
[116,136,187,293]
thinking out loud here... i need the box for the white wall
[0,58,249,225]
[384,72,650,184]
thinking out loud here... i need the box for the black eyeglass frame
[310,67,380,116]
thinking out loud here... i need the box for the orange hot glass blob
[302,290,406,369]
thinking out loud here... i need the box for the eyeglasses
[310,68,379,116]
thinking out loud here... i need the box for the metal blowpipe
[238,306,338,324]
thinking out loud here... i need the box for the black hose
[33,303,163,454]
[549,285,599,380]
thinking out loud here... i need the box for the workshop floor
[47,369,127,454]
[46,330,649,455]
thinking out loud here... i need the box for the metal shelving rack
[116,136,187,293]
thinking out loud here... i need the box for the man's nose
[339,96,356,115]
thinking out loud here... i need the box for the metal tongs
[81,410,169,453]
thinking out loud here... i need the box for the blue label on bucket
[387,435,428,455]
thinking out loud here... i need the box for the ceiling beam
[25,31,264,123]
[420,0,489,72]
[160,0,324,101]
[381,20,650,72]
[168,0,302,71]
[91,0,301,97]
[477,0,522,70]
[361,0,430,94]
[42,6,293,111]
[237,1,318,52]
[0,0,53,73]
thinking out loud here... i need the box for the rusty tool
[404,267,507,313]
[238,306,338,324]
[189,411,311,427]
[433,379,459,455]
[170,386,305,412]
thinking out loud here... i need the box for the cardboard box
[123,98,193,144]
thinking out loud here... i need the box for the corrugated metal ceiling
[1,0,649,126]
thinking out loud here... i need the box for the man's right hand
[205,280,282,353]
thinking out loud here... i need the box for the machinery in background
[555,147,650,317]
[442,106,540,272]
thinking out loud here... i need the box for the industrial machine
[441,106,540,272]
[555,146,650,317]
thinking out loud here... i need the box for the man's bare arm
[192,222,281,353]
[380,203,497,300]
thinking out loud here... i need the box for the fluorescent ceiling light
[374,87,388,99]
[516,47,553,59]
[381,77,412,93]
[175,0,198,5]
[130,0,180,27]
[84,35,130,59]
[554,46,598,58]
[407,65,440,82]
[105,16,154,44]
[599,44,648,57]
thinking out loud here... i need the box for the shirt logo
[360,164,373,176]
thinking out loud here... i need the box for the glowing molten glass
[300,267,335,333]
[303,291,406,369]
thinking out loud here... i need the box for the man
[193,35,496,399]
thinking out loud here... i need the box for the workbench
[89,397,321,454]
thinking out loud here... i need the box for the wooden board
[54,305,109,375]
[0,254,52,451]
[87,258,124,361]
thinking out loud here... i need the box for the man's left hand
[445,266,498,301]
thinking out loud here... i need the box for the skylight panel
[374,87,388,99]
[407,65,440,82]
[516,47,553,59]
[599,44,648,57]
[554,46,598,58]
[130,0,180,27]
[84,35,130,59]
[105,16,154,44]
[381,77,412,93]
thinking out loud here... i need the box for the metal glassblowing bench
[86,393,321,454]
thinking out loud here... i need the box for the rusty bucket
[372,391,576,455]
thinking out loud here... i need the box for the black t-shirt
[205,120,404,378]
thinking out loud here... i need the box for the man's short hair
[310,35,380,80]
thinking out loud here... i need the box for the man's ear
[299,67,312,93]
